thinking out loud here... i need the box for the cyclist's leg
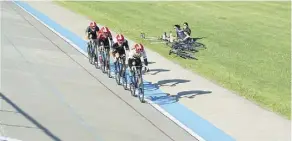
[104,39,111,69]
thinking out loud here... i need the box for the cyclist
[96,26,113,69]
[128,43,149,73]
[112,34,129,61]
[85,21,100,60]
[111,34,129,77]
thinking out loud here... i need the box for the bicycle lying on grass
[140,32,206,60]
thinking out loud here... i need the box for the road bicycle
[114,55,128,90]
[129,61,145,103]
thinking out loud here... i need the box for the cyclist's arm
[84,27,90,40]
[108,31,113,41]
[96,33,101,42]
[96,26,100,32]
[124,40,130,51]
[141,50,148,66]
[183,31,190,41]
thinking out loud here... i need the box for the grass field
[56,1,291,119]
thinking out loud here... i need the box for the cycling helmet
[101,27,110,33]
[134,43,144,53]
[116,34,125,43]
[89,21,96,28]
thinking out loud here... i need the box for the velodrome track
[0,1,198,141]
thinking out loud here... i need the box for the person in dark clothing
[183,22,191,36]
[174,24,190,41]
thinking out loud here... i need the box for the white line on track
[12,1,206,141]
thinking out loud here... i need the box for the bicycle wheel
[137,67,145,103]
[94,44,100,69]
[100,47,106,73]
[115,58,121,85]
[130,67,137,97]
[105,49,111,78]
[122,59,128,90]
[87,43,94,64]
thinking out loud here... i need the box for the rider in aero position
[97,26,113,47]
[85,21,99,52]
[97,26,113,68]
[111,34,129,74]
[128,43,150,72]
[112,34,129,61]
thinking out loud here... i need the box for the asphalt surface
[0,2,198,141]
[22,1,292,141]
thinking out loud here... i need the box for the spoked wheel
[130,69,137,97]
[100,50,106,73]
[115,61,121,85]
[93,45,99,69]
[138,87,145,103]
[87,45,94,64]
[130,83,136,97]
[122,71,128,90]
[137,68,145,103]
[107,57,111,78]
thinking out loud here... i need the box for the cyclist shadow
[155,79,190,87]
[144,81,160,91]
[147,90,212,105]
[148,69,170,75]
[175,90,212,101]
[148,93,177,105]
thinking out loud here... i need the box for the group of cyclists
[84,21,149,82]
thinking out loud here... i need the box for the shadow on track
[148,90,212,105]
[155,79,190,87]
[148,69,170,75]
[0,92,62,141]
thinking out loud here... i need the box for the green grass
[55,1,291,119]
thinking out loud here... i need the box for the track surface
[0,2,197,141]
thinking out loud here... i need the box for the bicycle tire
[87,42,94,64]
[105,49,111,78]
[100,46,106,73]
[122,70,128,90]
[94,44,100,69]
[137,68,145,103]
[115,58,121,85]
[87,45,92,64]
[121,58,128,90]
[130,67,137,97]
